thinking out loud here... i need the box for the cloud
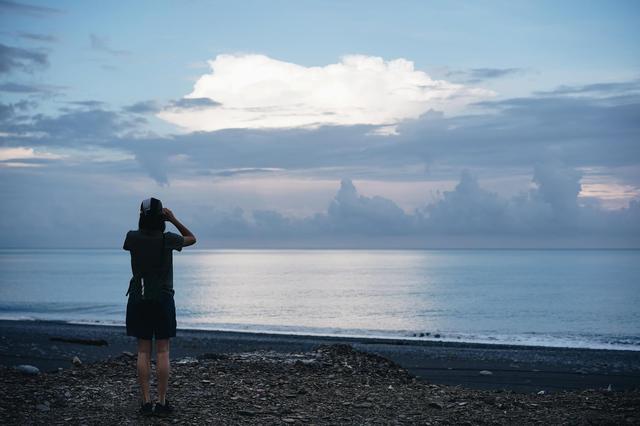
[0,100,35,123]
[447,67,525,83]
[123,98,221,115]
[206,167,284,178]
[29,108,139,142]
[326,178,412,234]
[0,42,48,74]
[420,170,509,234]
[158,54,493,131]
[0,0,62,16]
[2,78,638,213]
[89,34,130,56]
[16,32,58,43]
[0,82,63,93]
[534,79,640,97]
[123,101,161,114]
[1,160,638,247]
[0,146,62,168]
[167,97,221,110]
[66,100,106,108]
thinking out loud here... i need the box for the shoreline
[4,316,639,353]
[2,319,639,393]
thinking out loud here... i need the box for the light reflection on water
[1,249,639,349]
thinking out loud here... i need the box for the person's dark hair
[138,197,166,232]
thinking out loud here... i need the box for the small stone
[122,351,135,358]
[36,403,50,412]
[72,356,82,366]
[237,409,256,416]
[64,391,72,398]
[354,402,373,408]
[428,402,443,409]
[15,364,40,375]
[282,418,296,423]
[479,370,493,375]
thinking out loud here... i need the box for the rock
[237,409,256,416]
[434,334,441,338]
[35,403,50,412]
[537,390,546,395]
[428,402,443,409]
[354,402,373,408]
[479,370,493,376]
[121,351,135,358]
[15,364,40,375]
[176,357,198,365]
[282,418,296,423]
[72,356,82,366]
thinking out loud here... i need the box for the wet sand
[2,319,639,393]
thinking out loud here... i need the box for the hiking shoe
[139,402,153,416]
[153,400,174,417]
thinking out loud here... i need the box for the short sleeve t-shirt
[123,230,184,296]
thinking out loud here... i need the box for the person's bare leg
[136,339,152,403]
[156,339,170,405]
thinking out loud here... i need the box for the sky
[0,0,639,248]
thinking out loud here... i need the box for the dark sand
[2,319,639,393]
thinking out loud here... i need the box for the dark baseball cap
[140,197,163,216]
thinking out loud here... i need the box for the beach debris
[176,357,199,365]
[1,343,639,425]
[537,390,546,395]
[479,370,493,376]
[606,384,613,392]
[15,364,40,375]
[50,337,108,347]
[71,356,82,366]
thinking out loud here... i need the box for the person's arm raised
[163,208,197,247]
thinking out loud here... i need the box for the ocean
[0,249,638,351]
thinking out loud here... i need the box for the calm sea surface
[0,249,638,350]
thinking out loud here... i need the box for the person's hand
[162,208,176,222]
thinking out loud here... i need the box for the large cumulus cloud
[158,54,493,131]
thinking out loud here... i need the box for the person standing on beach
[123,197,196,416]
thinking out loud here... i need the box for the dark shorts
[126,296,176,340]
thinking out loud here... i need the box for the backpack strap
[125,233,166,297]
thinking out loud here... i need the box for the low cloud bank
[191,162,640,248]
[0,161,637,248]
